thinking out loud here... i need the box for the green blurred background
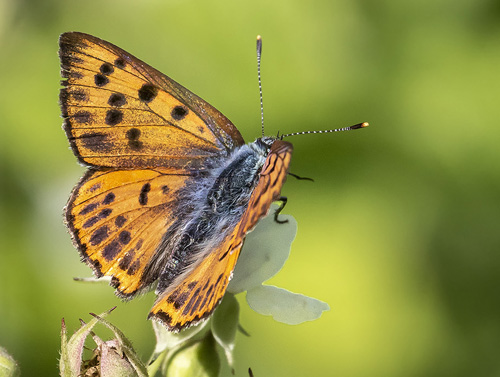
[1,0,499,375]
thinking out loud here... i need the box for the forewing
[59,32,245,169]
[149,139,293,331]
[66,168,193,297]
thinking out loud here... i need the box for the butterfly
[59,32,294,331]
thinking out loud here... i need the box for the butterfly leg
[274,196,289,224]
[288,172,314,182]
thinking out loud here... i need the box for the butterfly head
[257,135,276,146]
[253,136,278,152]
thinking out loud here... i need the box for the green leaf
[228,205,297,294]
[211,293,239,367]
[246,285,330,325]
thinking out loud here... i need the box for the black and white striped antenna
[280,122,369,139]
[256,35,369,139]
[256,35,265,137]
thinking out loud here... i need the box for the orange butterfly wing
[59,32,244,170]
[60,32,244,298]
[66,168,200,297]
[149,140,293,330]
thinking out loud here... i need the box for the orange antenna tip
[351,122,369,129]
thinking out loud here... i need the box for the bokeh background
[1,0,499,375]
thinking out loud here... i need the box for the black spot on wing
[139,183,151,205]
[114,58,126,69]
[115,215,126,227]
[171,105,188,120]
[100,208,112,217]
[119,231,131,245]
[72,110,92,124]
[105,109,123,126]
[102,240,121,261]
[173,291,189,309]
[100,62,114,75]
[108,93,127,107]
[103,192,115,205]
[128,140,143,151]
[138,83,158,103]
[183,288,201,315]
[126,128,143,150]
[90,226,109,246]
[94,73,109,87]
[126,128,140,139]
[79,132,111,153]
[79,202,99,216]
[89,183,101,192]
[83,216,99,229]
[82,208,112,229]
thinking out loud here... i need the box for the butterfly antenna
[256,35,265,137]
[280,122,370,139]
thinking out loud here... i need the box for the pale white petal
[246,285,330,325]
[228,205,297,294]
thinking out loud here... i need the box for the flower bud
[59,309,147,377]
